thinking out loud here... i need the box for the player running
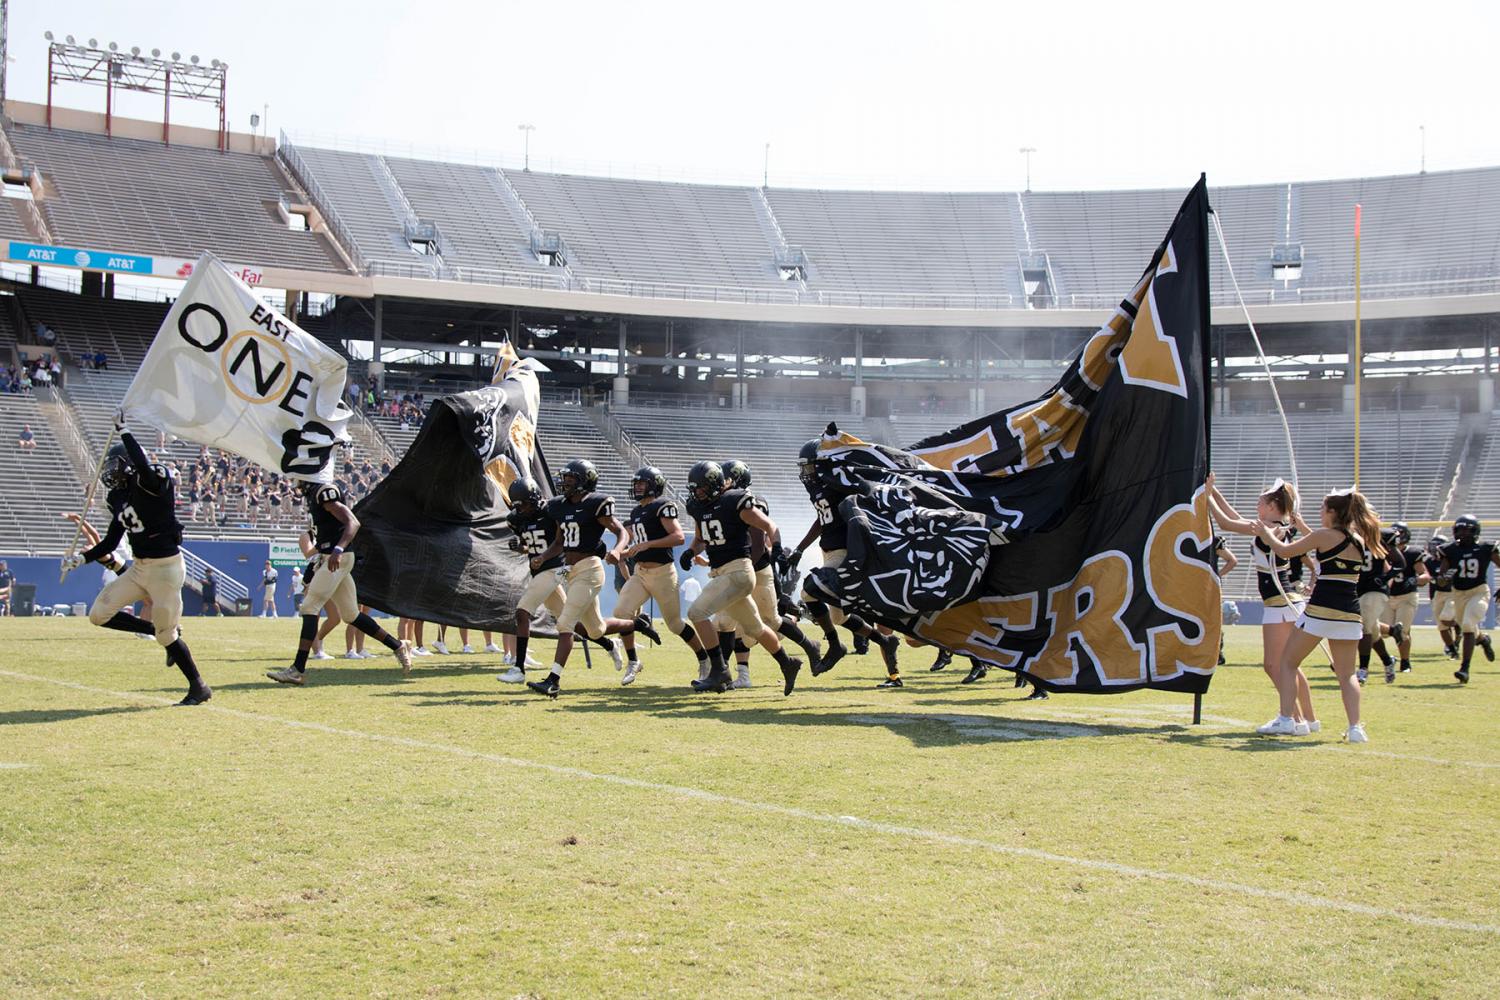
[1381,522,1425,675]
[1437,515,1499,684]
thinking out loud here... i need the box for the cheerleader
[1252,488,1384,743]
[1208,477,1318,728]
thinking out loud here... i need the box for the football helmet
[721,459,751,490]
[508,476,544,511]
[100,444,132,489]
[1390,522,1411,546]
[632,466,667,501]
[557,459,598,499]
[687,460,725,501]
[1453,515,1481,543]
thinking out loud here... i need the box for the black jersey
[308,483,349,553]
[548,492,614,557]
[627,498,679,566]
[1440,540,1496,591]
[1356,550,1392,597]
[691,488,758,569]
[1425,553,1451,595]
[508,507,563,572]
[751,496,774,571]
[1251,533,1298,607]
[82,433,181,562]
[1388,545,1423,597]
[805,482,848,551]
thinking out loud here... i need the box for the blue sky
[16,1,1500,191]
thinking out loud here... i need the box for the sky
[14,1,1500,192]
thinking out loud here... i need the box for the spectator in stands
[0,560,13,616]
[18,369,31,393]
[94,350,107,370]
[32,363,51,388]
[201,568,219,616]
[17,424,36,451]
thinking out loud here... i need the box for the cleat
[1444,643,1459,659]
[733,665,752,689]
[1023,686,1049,701]
[1256,715,1301,735]
[812,641,847,677]
[1482,634,1495,662]
[1390,622,1405,645]
[876,676,904,689]
[175,685,212,706]
[1455,669,1470,684]
[929,650,952,672]
[526,675,561,698]
[621,661,642,686]
[691,667,733,693]
[961,662,988,685]
[432,641,450,655]
[852,635,870,656]
[484,642,503,654]
[1344,723,1369,744]
[1384,668,1395,684]
[1356,668,1368,685]
[343,650,363,660]
[394,640,415,675]
[779,657,802,696]
[266,666,305,686]
[497,666,527,684]
[607,642,624,672]
[633,616,662,646]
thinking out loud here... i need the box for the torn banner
[805,178,1218,694]
[349,344,553,632]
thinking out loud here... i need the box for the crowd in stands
[0,356,63,394]
[345,377,431,429]
[165,442,393,530]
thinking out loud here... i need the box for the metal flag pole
[60,426,117,582]
[1353,203,1363,489]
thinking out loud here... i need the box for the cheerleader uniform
[1295,531,1367,641]
[1254,530,1304,624]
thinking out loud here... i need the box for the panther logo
[280,421,340,475]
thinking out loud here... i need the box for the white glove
[113,408,127,432]
[61,553,85,573]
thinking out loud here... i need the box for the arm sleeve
[81,516,125,564]
[120,432,169,493]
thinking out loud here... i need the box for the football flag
[120,252,351,482]
[348,346,552,631]
[804,178,1217,694]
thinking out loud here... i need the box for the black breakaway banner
[349,349,555,634]
[804,177,1217,694]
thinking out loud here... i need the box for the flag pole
[60,426,117,582]
[1353,203,1363,489]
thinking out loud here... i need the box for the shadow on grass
[207,665,486,692]
[0,705,157,726]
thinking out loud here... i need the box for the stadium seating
[4,122,347,274]
[0,393,83,553]
[13,283,166,370]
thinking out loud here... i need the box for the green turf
[2,618,1498,998]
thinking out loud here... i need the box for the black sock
[516,635,529,664]
[707,646,725,672]
[168,639,203,688]
[678,626,698,647]
[352,612,401,651]
[100,611,156,636]
[845,615,872,634]
[717,630,736,663]
[779,618,809,645]
[1358,648,1371,671]
[628,646,640,664]
[773,647,794,669]
[293,614,318,671]
[592,635,615,651]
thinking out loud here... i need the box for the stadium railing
[277,133,368,276]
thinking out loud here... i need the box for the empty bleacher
[0,392,83,554]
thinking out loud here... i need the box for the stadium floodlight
[90,38,99,48]
[171,51,180,60]
[152,48,161,57]
[131,46,141,56]
[518,123,536,171]
[44,31,54,41]
[1019,147,1037,192]
[211,59,220,68]
[190,55,199,64]
[107,42,116,51]
[65,35,75,44]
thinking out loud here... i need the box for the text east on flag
[803,178,1218,694]
[120,252,351,482]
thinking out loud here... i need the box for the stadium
[5,11,1500,998]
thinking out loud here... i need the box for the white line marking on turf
[5,668,1498,937]
[0,762,37,769]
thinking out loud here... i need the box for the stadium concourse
[0,101,1499,625]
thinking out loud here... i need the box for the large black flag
[350,345,552,632]
[805,178,1217,694]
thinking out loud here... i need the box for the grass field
[3,617,1499,998]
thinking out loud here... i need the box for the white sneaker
[1306,720,1322,733]
[1344,723,1369,743]
[484,642,503,654]
[310,650,333,660]
[1292,719,1311,736]
[524,654,542,668]
[500,653,515,667]
[432,641,450,655]
[621,661,643,685]
[266,666,305,686]
[395,639,415,675]
[461,644,474,654]
[733,666,752,689]
[497,666,527,684]
[1257,715,1301,735]
[414,646,432,657]
[607,642,624,672]
[343,650,362,659]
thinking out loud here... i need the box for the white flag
[121,252,351,483]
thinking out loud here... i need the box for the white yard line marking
[0,762,37,770]
[4,668,1498,936]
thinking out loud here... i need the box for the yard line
[5,668,1498,937]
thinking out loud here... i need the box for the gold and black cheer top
[1303,531,1367,626]
[1252,531,1300,607]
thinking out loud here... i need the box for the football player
[266,481,413,684]
[680,460,803,695]
[1355,528,1404,683]
[1438,515,1499,684]
[1424,533,1459,658]
[1381,522,1426,674]
[788,439,902,686]
[608,466,715,685]
[712,460,821,688]
[61,415,210,705]
[499,476,622,686]
[524,460,659,698]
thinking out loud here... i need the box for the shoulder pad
[592,495,614,519]
[316,485,341,506]
[148,463,173,481]
[659,501,679,520]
